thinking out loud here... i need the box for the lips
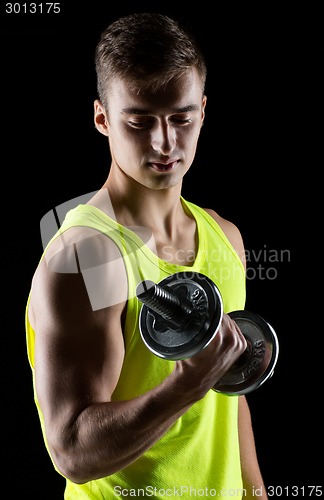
[149,160,179,172]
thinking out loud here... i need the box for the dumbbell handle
[136,280,194,327]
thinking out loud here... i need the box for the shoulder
[28,224,127,328]
[203,208,246,268]
[41,224,123,274]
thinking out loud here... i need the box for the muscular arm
[34,263,194,483]
[239,397,268,499]
[205,208,268,499]
[29,233,192,483]
[29,228,246,484]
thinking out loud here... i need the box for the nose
[151,121,176,156]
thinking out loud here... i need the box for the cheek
[121,125,149,151]
[111,126,145,160]
[112,134,152,177]
[181,125,202,154]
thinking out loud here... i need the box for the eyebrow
[121,104,200,115]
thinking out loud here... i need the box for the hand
[175,314,247,398]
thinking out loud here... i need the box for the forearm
[49,368,197,483]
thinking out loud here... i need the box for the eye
[128,119,154,129]
[170,115,192,125]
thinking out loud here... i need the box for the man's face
[94,68,206,191]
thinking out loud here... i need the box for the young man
[26,12,268,499]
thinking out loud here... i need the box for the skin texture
[28,68,268,498]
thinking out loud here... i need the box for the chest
[154,222,198,267]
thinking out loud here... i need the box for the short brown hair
[95,12,207,106]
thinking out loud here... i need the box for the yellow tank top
[26,197,246,499]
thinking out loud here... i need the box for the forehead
[107,69,203,111]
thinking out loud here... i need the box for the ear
[201,95,207,125]
[94,99,109,137]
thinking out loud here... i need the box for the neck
[99,168,184,237]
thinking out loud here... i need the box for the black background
[1,1,323,498]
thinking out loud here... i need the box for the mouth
[148,160,179,172]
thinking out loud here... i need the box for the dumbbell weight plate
[213,310,279,396]
[139,272,223,360]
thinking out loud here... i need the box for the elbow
[47,439,119,484]
[54,456,119,484]
[46,431,92,484]
[49,444,89,484]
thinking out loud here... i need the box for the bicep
[30,247,126,433]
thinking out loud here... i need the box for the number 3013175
[5,3,61,14]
